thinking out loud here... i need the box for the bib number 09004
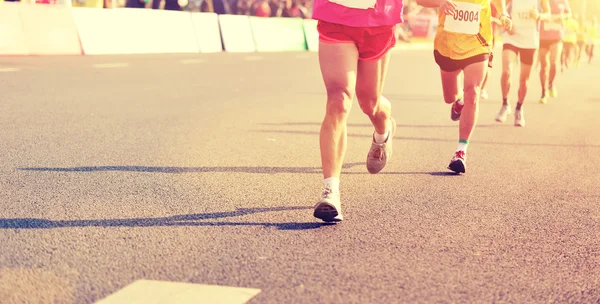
[453,10,479,22]
[443,2,482,35]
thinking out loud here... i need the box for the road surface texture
[1,48,599,304]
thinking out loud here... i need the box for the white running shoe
[514,109,525,127]
[313,186,343,222]
[481,89,489,100]
[495,105,511,122]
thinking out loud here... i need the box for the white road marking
[93,63,129,69]
[180,59,205,64]
[96,280,261,304]
[0,67,19,72]
[244,56,263,61]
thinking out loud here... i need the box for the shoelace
[371,147,383,160]
[455,150,465,160]
[322,185,332,198]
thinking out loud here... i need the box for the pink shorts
[317,20,397,61]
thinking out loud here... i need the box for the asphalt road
[1,48,599,304]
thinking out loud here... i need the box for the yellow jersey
[563,18,579,44]
[587,25,598,44]
[434,0,493,60]
[577,24,588,42]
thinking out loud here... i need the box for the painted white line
[244,56,263,61]
[93,63,129,69]
[0,67,19,72]
[96,280,261,304]
[180,59,205,64]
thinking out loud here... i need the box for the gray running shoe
[366,117,397,174]
[313,186,343,222]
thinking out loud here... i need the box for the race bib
[513,9,537,30]
[443,2,481,35]
[328,0,375,9]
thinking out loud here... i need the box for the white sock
[374,130,389,144]
[457,142,468,152]
[456,97,464,105]
[323,177,340,194]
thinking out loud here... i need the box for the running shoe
[495,105,511,122]
[514,109,525,127]
[450,100,464,121]
[549,87,558,98]
[366,117,397,174]
[540,93,548,104]
[448,150,467,174]
[313,186,343,222]
[481,89,489,100]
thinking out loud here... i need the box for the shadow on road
[260,122,504,128]
[18,163,453,176]
[300,93,447,103]
[0,207,329,231]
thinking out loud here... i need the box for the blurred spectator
[281,0,307,18]
[152,0,182,10]
[252,0,270,16]
[125,0,146,8]
[199,0,229,13]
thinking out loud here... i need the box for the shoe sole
[366,117,397,174]
[448,159,466,174]
[313,202,342,223]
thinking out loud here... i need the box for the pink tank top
[312,0,404,27]
[540,0,571,40]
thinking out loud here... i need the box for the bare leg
[538,47,550,100]
[548,42,563,93]
[459,60,488,142]
[501,49,517,101]
[356,53,393,135]
[318,41,358,179]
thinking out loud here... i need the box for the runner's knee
[501,68,511,81]
[463,85,481,105]
[325,88,353,117]
[355,90,378,116]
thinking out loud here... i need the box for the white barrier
[72,8,198,55]
[249,17,306,52]
[191,13,223,53]
[303,19,319,52]
[0,2,27,55]
[20,4,82,55]
[218,15,255,53]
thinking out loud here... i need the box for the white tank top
[502,0,541,49]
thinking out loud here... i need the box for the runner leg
[315,41,358,222]
[515,49,536,127]
[497,47,516,122]
[318,41,358,180]
[548,41,563,96]
[459,60,488,144]
[538,46,550,103]
[357,51,396,174]
[441,69,462,105]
